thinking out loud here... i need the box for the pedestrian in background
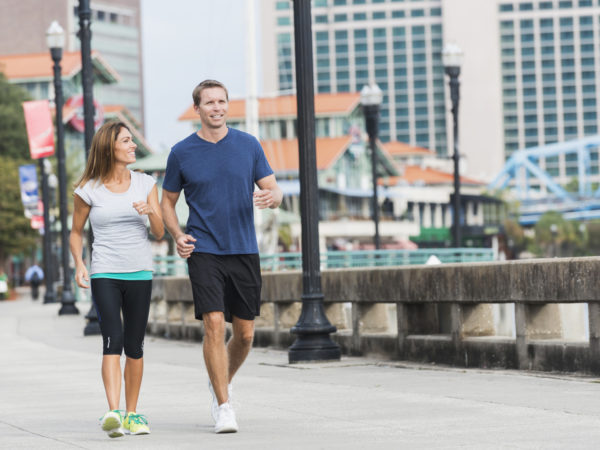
[70,121,164,438]
[0,270,8,300]
[24,263,43,300]
[161,79,282,434]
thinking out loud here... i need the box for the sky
[141,0,261,153]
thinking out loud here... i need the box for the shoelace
[127,413,148,425]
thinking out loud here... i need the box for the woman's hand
[133,201,154,216]
[75,264,90,289]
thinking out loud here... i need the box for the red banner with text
[22,100,55,159]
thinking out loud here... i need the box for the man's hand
[176,234,197,259]
[253,189,274,209]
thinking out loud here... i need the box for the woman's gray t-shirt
[74,171,156,275]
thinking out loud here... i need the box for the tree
[0,72,30,159]
[530,211,586,257]
[0,72,39,270]
[0,156,39,269]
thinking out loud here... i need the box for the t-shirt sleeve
[142,173,156,198]
[254,139,274,182]
[162,150,183,192]
[74,182,92,205]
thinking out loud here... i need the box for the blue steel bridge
[488,135,600,225]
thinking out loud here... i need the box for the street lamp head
[360,83,383,106]
[46,21,65,50]
[442,42,463,70]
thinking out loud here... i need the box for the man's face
[194,87,228,130]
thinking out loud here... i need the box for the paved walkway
[2,292,600,449]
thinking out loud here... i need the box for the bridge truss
[488,136,600,224]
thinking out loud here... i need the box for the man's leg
[227,316,255,382]
[203,311,229,404]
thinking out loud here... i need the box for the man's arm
[160,189,196,258]
[254,174,283,209]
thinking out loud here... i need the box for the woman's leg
[102,355,122,410]
[124,357,143,413]
[122,280,152,413]
[91,278,125,411]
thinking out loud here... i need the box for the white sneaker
[208,381,233,422]
[214,402,238,434]
[100,410,125,438]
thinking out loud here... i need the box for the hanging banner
[66,94,104,132]
[22,100,55,159]
[18,164,40,218]
[31,215,44,230]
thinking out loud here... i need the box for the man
[161,79,282,434]
[25,263,44,300]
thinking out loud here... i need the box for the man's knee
[234,321,255,347]
[203,311,226,339]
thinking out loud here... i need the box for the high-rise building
[262,0,447,157]
[260,0,600,183]
[0,0,145,127]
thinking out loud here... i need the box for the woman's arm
[146,184,164,239]
[70,194,91,288]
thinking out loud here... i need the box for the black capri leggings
[91,278,152,359]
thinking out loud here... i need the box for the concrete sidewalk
[2,294,600,450]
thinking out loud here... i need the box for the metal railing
[153,248,495,275]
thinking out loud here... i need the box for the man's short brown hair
[192,79,229,107]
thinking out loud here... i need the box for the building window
[276,1,289,10]
[519,2,533,10]
[539,1,553,8]
[354,29,367,39]
[353,12,367,20]
[499,3,514,11]
[392,10,405,18]
[334,13,347,21]
[314,15,328,24]
[393,27,406,37]
[373,11,386,19]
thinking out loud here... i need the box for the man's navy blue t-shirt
[162,128,273,255]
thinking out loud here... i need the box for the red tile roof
[261,136,352,172]
[382,141,435,156]
[0,50,118,81]
[179,92,361,121]
[381,165,483,186]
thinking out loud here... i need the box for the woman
[70,121,164,438]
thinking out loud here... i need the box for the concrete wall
[149,257,600,374]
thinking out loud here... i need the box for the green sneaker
[123,412,150,435]
[100,410,125,438]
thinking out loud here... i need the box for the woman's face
[113,127,137,165]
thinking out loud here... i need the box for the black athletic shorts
[187,253,261,323]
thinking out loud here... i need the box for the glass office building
[266,0,447,155]
[262,0,600,183]
[498,0,600,181]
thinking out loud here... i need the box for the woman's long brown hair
[75,121,130,188]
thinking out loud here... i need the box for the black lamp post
[40,158,56,303]
[78,0,101,335]
[288,0,340,363]
[360,83,384,250]
[47,21,79,315]
[443,43,464,248]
